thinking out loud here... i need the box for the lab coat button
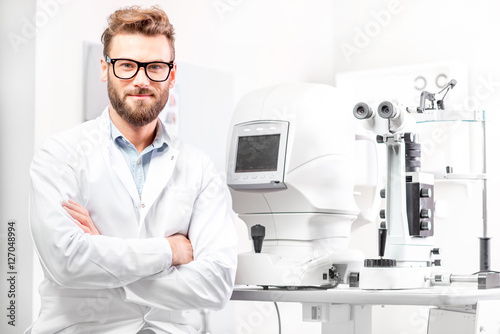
[141,203,145,208]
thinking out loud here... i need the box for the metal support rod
[480,114,491,272]
[480,237,491,272]
[450,275,478,283]
[482,115,488,238]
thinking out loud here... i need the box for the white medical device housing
[227,83,364,287]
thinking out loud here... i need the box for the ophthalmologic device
[226,83,365,288]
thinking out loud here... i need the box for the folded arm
[30,137,172,289]
[64,200,194,266]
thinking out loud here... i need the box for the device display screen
[235,134,281,173]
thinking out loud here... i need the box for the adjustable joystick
[364,221,397,268]
[378,222,388,258]
[251,224,265,253]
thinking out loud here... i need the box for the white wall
[1,0,36,333]
[27,0,500,333]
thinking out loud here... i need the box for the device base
[236,249,364,288]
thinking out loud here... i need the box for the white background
[2,0,500,333]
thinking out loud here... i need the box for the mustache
[125,88,156,96]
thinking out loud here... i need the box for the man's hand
[62,199,100,236]
[167,234,193,266]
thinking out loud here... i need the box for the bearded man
[27,6,237,334]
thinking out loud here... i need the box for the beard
[107,76,170,127]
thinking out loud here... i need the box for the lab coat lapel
[98,108,140,207]
[108,139,141,206]
[140,146,179,222]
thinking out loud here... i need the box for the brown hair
[101,5,175,60]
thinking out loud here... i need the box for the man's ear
[100,57,108,82]
[168,63,177,89]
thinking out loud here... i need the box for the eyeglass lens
[113,60,171,81]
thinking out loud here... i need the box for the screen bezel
[227,120,289,191]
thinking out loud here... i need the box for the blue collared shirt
[110,117,169,196]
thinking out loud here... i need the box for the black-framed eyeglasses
[105,56,174,82]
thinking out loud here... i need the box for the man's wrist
[164,238,173,268]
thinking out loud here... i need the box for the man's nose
[133,67,150,88]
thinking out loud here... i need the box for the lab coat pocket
[150,187,198,236]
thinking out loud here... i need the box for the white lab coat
[27,109,238,334]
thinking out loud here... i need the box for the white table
[231,285,500,333]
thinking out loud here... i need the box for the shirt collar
[151,119,169,150]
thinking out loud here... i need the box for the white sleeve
[30,137,172,289]
[122,159,238,311]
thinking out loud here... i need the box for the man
[27,6,237,334]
